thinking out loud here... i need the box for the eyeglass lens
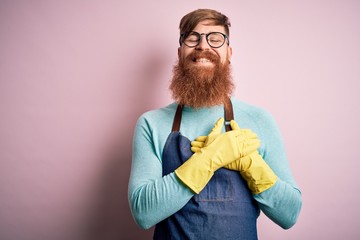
[183,32,226,48]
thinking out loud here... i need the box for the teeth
[195,58,210,63]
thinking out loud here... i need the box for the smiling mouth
[194,58,211,63]
[192,57,215,66]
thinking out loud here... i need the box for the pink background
[1,1,359,239]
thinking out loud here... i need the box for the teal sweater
[128,98,302,230]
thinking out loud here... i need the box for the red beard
[169,51,234,109]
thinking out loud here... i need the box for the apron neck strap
[224,97,234,132]
[171,104,183,132]
[171,97,234,132]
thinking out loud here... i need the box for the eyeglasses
[179,31,229,48]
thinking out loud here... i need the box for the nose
[195,34,210,50]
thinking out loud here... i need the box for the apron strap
[171,104,183,132]
[224,97,234,132]
[171,97,234,132]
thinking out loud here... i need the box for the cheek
[179,48,190,60]
[214,49,229,64]
[220,53,229,64]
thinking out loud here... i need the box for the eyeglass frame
[179,31,230,48]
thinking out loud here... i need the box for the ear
[227,46,233,63]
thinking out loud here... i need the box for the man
[128,9,302,240]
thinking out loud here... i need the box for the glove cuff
[175,151,214,194]
[240,152,278,194]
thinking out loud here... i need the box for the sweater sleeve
[128,115,194,229]
[252,110,302,229]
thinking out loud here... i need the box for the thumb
[209,118,224,136]
[230,120,241,130]
[205,118,224,146]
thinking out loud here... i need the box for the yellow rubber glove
[191,119,278,194]
[191,119,260,157]
[229,120,278,193]
[175,118,260,194]
[233,151,278,194]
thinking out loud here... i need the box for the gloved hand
[191,119,260,158]
[191,119,278,194]
[190,117,224,152]
[175,118,260,194]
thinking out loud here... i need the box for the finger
[242,140,261,155]
[191,141,205,148]
[234,132,257,144]
[242,145,259,156]
[191,146,201,153]
[248,138,261,148]
[209,117,224,136]
[206,118,224,146]
[194,136,207,142]
[242,129,258,139]
[234,129,258,140]
[230,120,240,130]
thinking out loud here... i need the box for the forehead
[192,20,226,34]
